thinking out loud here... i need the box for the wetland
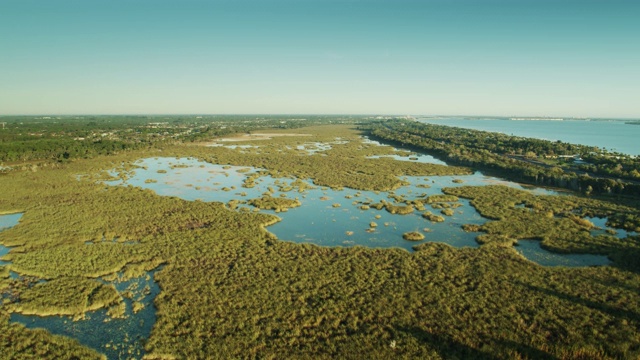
[1,118,640,359]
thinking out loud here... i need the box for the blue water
[418,117,640,156]
[107,157,571,252]
[2,212,161,360]
[4,148,618,358]
[106,157,611,264]
[12,268,161,360]
[516,240,610,267]
[265,182,485,251]
[0,212,22,230]
[0,213,23,265]
[366,154,448,166]
[587,216,637,239]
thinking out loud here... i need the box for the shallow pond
[266,186,484,250]
[107,157,608,265]
[0,212,22,230]
[2,213,160,359]
[587,216,638,239]
[366,154,447,166]
[0,213,23,266]
[11,268,161,360]
[207,139,347,156]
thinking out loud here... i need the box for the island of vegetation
[402,231,425,241]
[247,195,301,212]
[1,115,639,359]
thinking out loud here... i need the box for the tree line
[361,120,640,198]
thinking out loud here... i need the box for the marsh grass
[0,313,106,359]
[9,277,121,317]
[1,124,640,359]
[403,231,425,241]
[443,185,640,258]
[248,195,301,212]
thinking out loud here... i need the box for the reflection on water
[267,187,484,251]
[107,158,270,204]
[516,240,610,267]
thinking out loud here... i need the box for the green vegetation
[423,194,459,204]
[248,195,301,212]
[0,115,367,166]
[443,185,640,260]
[189,126,471,192]
[579,152,640,181]
[422,212,446,223]
[383,202,415,215]
[0,314,106,360]
[1,119,640,359]
[441,208,455,216]
[362,119,640,197]
[462,224,482,232]
[402,231,425,241]
[9,277,121,317]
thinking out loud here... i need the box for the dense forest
[361,120,640,197]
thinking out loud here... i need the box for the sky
[0,0,638,117]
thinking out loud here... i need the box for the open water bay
[418,117,640,156]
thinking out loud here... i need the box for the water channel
[0,213,22,266]
[1,213,160,360]
[10,270,161,360]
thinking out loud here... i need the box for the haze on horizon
[1,0,638,118]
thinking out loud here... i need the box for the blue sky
[1,0,638,117]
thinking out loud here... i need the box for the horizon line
[1,113,638,120]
